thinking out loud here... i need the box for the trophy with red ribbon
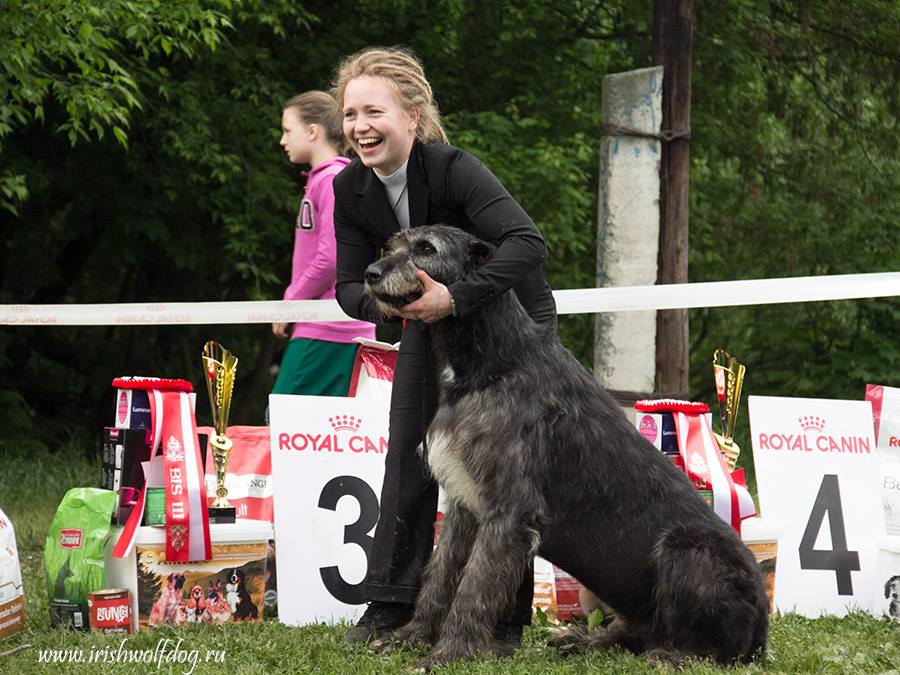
[712,349,746,471]
[203,341,238,524]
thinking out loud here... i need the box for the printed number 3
[318,476,380,604]
[798,473,861,595]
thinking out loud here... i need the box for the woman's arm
[333,176,391,324]
[444,149,547,316]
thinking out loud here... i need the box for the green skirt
[271,338,358,397]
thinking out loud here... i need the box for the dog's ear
[888,578,894,599]
[467,240,495,271]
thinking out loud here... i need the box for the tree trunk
[652,0,694,395]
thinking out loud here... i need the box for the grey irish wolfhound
[363,225,768,670]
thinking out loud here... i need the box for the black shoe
[344,601,413,643]
[488,622,523,656]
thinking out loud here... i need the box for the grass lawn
[1,445,898,674]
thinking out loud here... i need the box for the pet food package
[45,488,117,628]
[348,337,398,399]
[103,520,271,631]
[199,426,271,523]
[872,535,900,623]
[532,556,558,621]
[866,384,900,536]
[0,507,25,639]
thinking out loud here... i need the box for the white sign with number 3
[269,393,389,626]
[750,395,882,617]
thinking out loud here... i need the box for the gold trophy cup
[712,349,746,472]
[202,341,238,524]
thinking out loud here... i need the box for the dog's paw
[370,622,434,655]
[546,625,589,653]
[369,637,398,654]
[411,642,476,672]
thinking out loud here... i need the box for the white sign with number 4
[750,395,882,617]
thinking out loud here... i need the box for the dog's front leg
[373,500,479,653]
[414,510,534,670]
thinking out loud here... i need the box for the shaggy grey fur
[363,225,769,670]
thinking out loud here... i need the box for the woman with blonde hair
[331,47,556,656]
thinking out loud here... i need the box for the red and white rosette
[635,399,756,534]
[112,377,212,562]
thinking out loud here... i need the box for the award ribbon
[672,410,756,534]
[112,378,211,562]
[152,390,212,562]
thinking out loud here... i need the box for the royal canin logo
[278,412,387,454]
[59,528,83,549]
[798,415,825,432]
[890,436,900,447]
[757,415,871,454]
[329,415,362,432]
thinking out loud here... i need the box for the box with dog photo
[105,520,271,631]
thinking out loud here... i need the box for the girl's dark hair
[283,90,348,154]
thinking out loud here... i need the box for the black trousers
[363,319,534,625]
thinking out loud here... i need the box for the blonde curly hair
[331,47,448,144]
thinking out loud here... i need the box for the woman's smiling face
[343,76,418,175]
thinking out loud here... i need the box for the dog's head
[168,573,186,591]
[364,225,494,316]
[190,584,204,603]
[208,580,223,601]
[885,575,900,600]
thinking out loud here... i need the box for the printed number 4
[798,473,861,596]
[317,476,379,605]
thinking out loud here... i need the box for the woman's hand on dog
[398,270,453,323]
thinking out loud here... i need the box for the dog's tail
[650,522,769,665]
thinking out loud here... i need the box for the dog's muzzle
[364,257,423,307]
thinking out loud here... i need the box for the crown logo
[329,415,362,432]
[799,415,825,432]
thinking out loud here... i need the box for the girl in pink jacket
[272,91,375,397]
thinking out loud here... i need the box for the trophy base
[208,506,236,524]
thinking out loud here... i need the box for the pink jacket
[284,156,375,342]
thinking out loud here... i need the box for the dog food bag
[45,488,117,628]
[0,506,26,639]
[866,384,900,536]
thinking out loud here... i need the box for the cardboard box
[104,520,272,631]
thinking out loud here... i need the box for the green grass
[2,446,899,673]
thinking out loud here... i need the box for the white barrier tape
[1,272,897,326]
[555,271,900,314]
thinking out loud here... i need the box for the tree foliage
[0,0,897,462]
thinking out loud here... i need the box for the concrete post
[594,67,663,397]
